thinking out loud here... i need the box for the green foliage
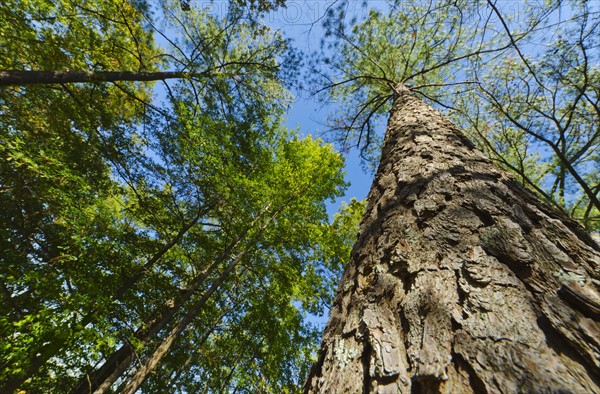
[125,128,349,394]
[453,0,600,230]
[0,0,358,392]
[0,0,157,73]
[1,0,159,387]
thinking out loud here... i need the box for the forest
[1,0,598,393]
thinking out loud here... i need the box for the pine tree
[306,1,600,390]
[305,83,600,393]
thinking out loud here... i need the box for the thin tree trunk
[117,205,292,393]
[0,70,203,86]
[70,235,255,394]
[305,85,600,393]
[73,201,289,393]
[119,253,245,394]
[163,301,238,391]
[64,202,266,394]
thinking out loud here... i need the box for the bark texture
[305,87,600,393]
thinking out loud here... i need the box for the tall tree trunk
[119,254,245,394]
[70,239,255,394]
[117,203,293,393]
[305,85,600,393]
[72,202,289,393]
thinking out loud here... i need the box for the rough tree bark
[305,85,600,393]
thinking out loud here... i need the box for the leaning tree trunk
[305,85,600,393]
[0,70,200,86]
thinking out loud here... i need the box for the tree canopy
[0,0,362,392]
[313,0,599,230]
[1,0,598,392]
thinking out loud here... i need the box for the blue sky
[285,91,373,215]
[266,1,378,214]
[155,1,376,215]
